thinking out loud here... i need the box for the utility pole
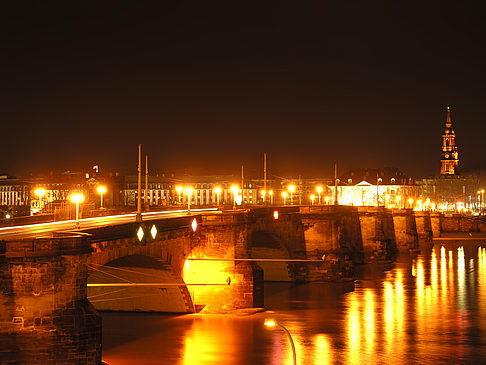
[241,165,244,206]
[264,153,267,204]
[334,163,338,206]
[145,155,149,209]
[137,144,142,222]
[299,175,302,205]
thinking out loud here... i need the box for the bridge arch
[88,254,195,313]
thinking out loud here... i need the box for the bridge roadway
[0,208,219,239]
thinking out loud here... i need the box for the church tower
[440,106,459,175]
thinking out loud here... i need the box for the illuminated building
[440,106,459,175]
[418,106,480,212]
[329,168,418,207]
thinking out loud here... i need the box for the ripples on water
[102,244,486,364]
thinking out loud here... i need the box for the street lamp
[70,192,84,229]
[264,319,297,365]
[214,187,221,205]
[324,196,330,205]
[176,186,183,204]
[269,190,273,205]
[97,186,106,208]
[288,185,295,205]
[310,194,315,205]
[231,185,239,209]
[478,189,485,214]
[316,186,323,204]
[376,178,383,206]
[185,187,193,213]
[282,191,288,205]
[261,190,266,204]
[35,188,46,213]
[408,198,414,209]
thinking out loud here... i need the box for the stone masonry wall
[0,235,101,365]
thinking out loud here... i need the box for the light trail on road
[0,208,219,239]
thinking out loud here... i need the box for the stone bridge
[2,206,483,364]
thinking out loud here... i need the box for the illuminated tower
[440,106,459,175]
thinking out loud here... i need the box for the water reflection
[102,243,486,364]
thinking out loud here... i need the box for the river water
[101,243,486,364]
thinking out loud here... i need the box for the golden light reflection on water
[313,333,333,365]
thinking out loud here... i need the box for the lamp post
[261,190,266,204]
[231,185,239,209]
[409,198,414,209]
[310,194,315,205]
[316,186,322,204]
[476,189,485,214]
[325,196,330,205]
[288,185,295,205]
[269,190,273,205]
[97,186,106,208]
[70,193,84,229]
[185,187,193,213]
[214,187,221,205]
[376,178,382,206]
[264,319,297,365]
[176,186,183,204]
[282,191,288,205]
[35,188,46,213]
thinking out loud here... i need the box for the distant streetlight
[35,188,46,213]
[185,187,193,213]
[231,185,239,209]
[288,185,295,205]
[264,319,297,365]
[97,186,106,208]
[408,198,414,209]
[70,193,85,229]
[176,186,183,204]
[261,190,266,204]
[310,194,315,205]
[269,190,273,205]
[282,191,288,205]
[324,196,330,205]
[316,186,323,204]
[214,187,221,205]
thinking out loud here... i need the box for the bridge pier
[0,233,101,364]
[357,207,397,261]
[414,211,433,246]
[391,208,419,250]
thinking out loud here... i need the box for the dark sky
[1,1,485,179]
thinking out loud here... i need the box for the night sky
[1,2,485,179]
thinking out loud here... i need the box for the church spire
[446,105,452,128]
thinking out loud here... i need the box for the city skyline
[1,3,485,178]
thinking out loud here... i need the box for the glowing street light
[214,187,221,205]
[385,194,391,208]
[310,194,315,205]
[231,185,239,209]
[184,187,193,213]
[35,188,46,213]
[408,198,414,209]
[324,196,330,205]
[97,186,106,208]
[70,192,85,229]
[264,319,296,365]
[261,190,266,204]
[269,190,274,205]
[316,186,323,204]
[288,185,295,205]
[282,191,288,205]
[176,186,183,204]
